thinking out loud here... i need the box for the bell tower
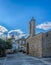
[29,17,35,37]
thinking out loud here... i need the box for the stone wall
[26,33,43,57]
[26,18,51,58]
[42,31,51,57]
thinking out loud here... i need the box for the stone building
[26,17,51,57]
[16,37,26,52]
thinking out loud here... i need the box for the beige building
[26,17,51,57]
[16,37,26,52]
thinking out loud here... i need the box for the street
[0,53,51,65]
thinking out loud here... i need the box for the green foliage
[6,39,12,49]
[0,39,7,57]
[0,39,7,49]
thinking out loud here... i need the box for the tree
[0,39,7,57]
[6,39,12,49]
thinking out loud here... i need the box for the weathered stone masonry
[26,17,51,57]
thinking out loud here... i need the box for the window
[23,41,25,44]
[46,33,48,37]
[20,40,21,44]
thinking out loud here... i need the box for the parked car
[19,47,26,53]
[6,49,14,54]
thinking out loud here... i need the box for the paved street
[0,53,51,65]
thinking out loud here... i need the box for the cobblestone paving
[0,53,51,65]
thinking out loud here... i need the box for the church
[26,17,51,57]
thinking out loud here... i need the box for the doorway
[27,43,29,54]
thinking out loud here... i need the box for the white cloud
[8,29,23,34]
[36,22,51,30]
[19,34,26,38]
[0,26,26,39]
[8,29,26,39]
[0,25,8,35]
[0,32,3,35]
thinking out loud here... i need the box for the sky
[0,0,51,37]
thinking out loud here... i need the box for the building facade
[26,17,51,57]
[16,37,26,52]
